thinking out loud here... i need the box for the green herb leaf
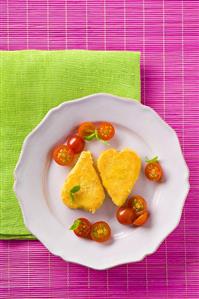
[84,129,109,145]
[69,219,81,230]
[70,185,80,202]
[70,185,80,193]
[95,130,100,140]
[145,156,159,163]
[84,132,96,141]
[95,130,109,145]
[70,192,75,202]
[101,140,110,146]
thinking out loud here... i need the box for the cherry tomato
[78,122,96,138]
[53,145,75,166]
[133,211,149,227]
[116,207,136,225]
[66,134,85,154]
[70,218,92,239]
[145,157,163,182]
[97,122,115,141]
[127,195,147,217]
[90,221,111,242]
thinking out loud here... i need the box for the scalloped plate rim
[13,93,190,270]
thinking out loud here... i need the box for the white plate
[14,93,189,270]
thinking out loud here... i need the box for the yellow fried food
[97,148,141,207]
[61,151,105,213]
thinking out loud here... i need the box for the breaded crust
[97,148,141,206]
[61,151,105,213]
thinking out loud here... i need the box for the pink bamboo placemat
[0,1,199,298]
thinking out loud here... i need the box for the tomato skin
[90,221,111,242]
[126,195,147,217]
[145,161,163,182]
[73,218,92,239]
[97,122,115,141]
[53,145,75,166]
[116,207,135,225]
[133,211,149,227]
[66,134,85,154]
[78,122,96,138]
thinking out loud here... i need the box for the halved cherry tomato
[116,207,136,225]
[70,218,92,239]
[127,195,147,217]
[145,157,163,182]
[66,134,85,154]
[78,122,96,138]
[90,221,111,242]
[53,145,75,166]
[133,211,149,227]
[97,122,115,141]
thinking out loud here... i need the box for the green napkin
[0,50,140,239]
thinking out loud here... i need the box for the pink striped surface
[0,1,199,298]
